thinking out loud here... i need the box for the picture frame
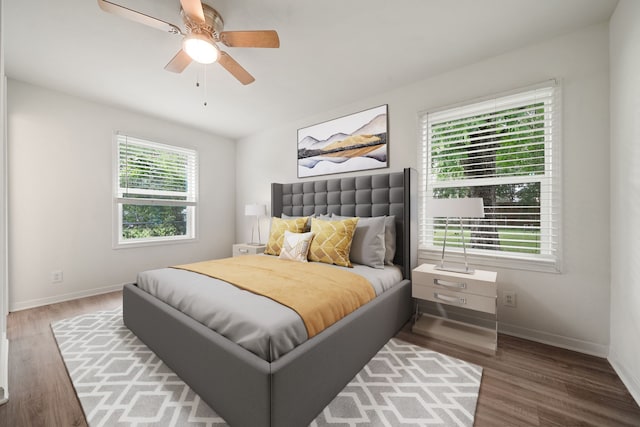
[297,104,388,178]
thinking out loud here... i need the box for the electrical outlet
[51,270,63,283]
[503,291,517,307]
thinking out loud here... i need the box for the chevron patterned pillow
[264,216,309,256]
[279,230,314,262]
[308,217,359,267]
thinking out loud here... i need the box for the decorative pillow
[332,214,386,269]
[281,213,314,232]
[264,216,309,256]
[308,217,359,267]
[279,230,314,262]
[384,216,397,265]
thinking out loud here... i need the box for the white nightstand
[412,263,498,355]
[232,243,266,257]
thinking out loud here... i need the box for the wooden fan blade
[220,30,280,48]
[164,50,193,73]
[218,52,255,85]
[97,0,182,35]
[180,0,205,23]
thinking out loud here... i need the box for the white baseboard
[609,350,640,406]
[499,321,609,358]
[9,283,126,312]
[0,333,8,405]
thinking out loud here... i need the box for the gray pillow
[332,214,386,269]
[384,216,396,265]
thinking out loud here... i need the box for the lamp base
[434,264,475,275]
[247,242,263,246]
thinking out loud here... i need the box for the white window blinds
[117,135,197,204]
[418,83,561,269]
[115,134,198,246]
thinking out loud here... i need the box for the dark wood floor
[0,291,639,426]
[398,328,640,426]
[0,292,122,427]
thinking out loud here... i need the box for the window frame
[417,81,562,273]
[112,133,199,249]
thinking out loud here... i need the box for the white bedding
[136,258,403,362]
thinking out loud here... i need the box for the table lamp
[426,197,485,274]
[244,204,266,245]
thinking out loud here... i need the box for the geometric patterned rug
[52,307,482,427]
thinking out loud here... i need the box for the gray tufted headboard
[271,168,411,279]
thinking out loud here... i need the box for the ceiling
[4,0,618,140]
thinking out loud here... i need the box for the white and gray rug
[52,308,482,427]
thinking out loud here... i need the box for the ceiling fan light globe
[183,34,219,64]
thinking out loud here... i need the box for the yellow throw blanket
[172,255,375,338]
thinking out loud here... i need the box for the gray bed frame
[123,168,413,427]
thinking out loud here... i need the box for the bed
[122,168,413,427]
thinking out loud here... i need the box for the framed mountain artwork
[297,104,388,178]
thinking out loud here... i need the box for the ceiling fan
[97,0,280,85]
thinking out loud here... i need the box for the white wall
[609,0,640,404]
[7,79,236,310]
[236,23,611,355]
[0,0,8,404]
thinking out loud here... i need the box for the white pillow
[279,230,314,262]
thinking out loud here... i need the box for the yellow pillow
[308,217,359,267]
[265,217,309,256]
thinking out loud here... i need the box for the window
[418,83,561,271]
[114,134,198,247]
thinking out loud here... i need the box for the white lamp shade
[426,198,485,218]
[245,204,266,216]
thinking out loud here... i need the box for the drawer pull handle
[433,278,466,289]
[434,292,466,305]
[239,248,249,254]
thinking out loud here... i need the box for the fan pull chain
[203,65,208,107]
[194,66,208,107]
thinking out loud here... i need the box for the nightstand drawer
[232,244,266,257]
[412,263,498,354]
[413,266,496,297]
[234,247,252,256]
[413,284,497,314]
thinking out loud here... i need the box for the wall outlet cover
[503,291,517,307]
[51,270,63,283]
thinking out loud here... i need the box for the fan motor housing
[181,4,224,40]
